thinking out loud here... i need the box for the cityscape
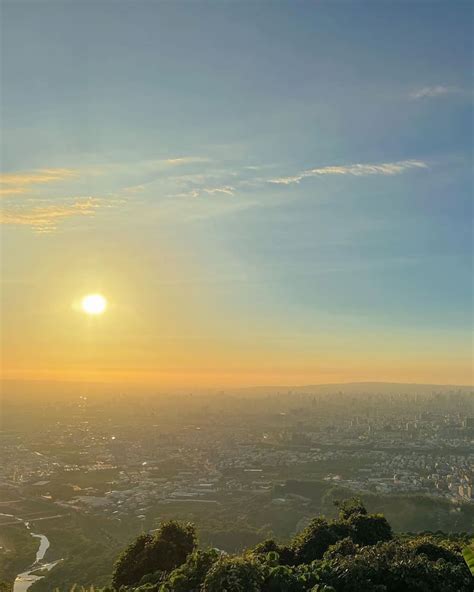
[1,0,473,590]
[2,389,474,517]
[2,386,473,589]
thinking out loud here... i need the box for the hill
[231,382,474,397]
[27,498,473,592]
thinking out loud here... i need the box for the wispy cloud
[0,155,431,233]
[410,85,460,100]
[164,156,211,166]
[171,189,201,199]
[0,158,210,197]
[0,187,28,196]
[203,185,235,196]
[0,168,78,196]
[170,185,236,199]
[0,197,100,233]
[269,160,428,185]
[0,157,215,232]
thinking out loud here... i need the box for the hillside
[25,498,473,592]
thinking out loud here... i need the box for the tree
[202,557,264,592]
[104,498,472,592]
[318,540,472,592]
[112,521,196,589]
[292,518,351,563]
[346,513,392,546]
[112,533,153,589]
[323,537,358,560]
[160,549,220,592]
[409,536,463,564]
[252,539,296,566]
[261,563,306,592]
[335,497,368,520]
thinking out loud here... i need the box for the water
[13,559,60,592]
[0,513,60,591]
[31,531,50,563]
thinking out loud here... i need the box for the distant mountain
[229,382,473,396]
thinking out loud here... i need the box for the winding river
[0,513,60,591]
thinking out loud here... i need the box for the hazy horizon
[1,3,473,590]
[1,378,472,400]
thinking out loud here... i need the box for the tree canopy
[60,498,473,592]
[111,521,196,589]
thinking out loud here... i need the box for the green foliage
[39,542,119,591]
[201,556,264,592]
[462,542,474,576]
[292,518,349,563]
[112,521,196,590]
[67,499,473,592]
[346,513,392,546]
[318,539,472,592]
[0,523,39,585]
[334,498,367,520]
[261,563,306,592]
[59,587,111,592]
[408,535,464,563]
[262,559,325,592]
[290,497,392,564]
[322,538,358,560]
[159,549,220,592]
[251,539,296,565]
[112,534,153,589]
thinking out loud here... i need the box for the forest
[31,498,474,592]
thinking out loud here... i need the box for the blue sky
[1,1,472,387]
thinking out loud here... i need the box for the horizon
[1,378,472,400]
[2,4,474,590]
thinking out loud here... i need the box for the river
[0,513,61,592]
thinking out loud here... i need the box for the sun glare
[81,294,107,315]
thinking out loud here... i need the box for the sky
[0,0,472,391]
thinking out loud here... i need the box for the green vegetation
[0,522,38,584]
[463,542,474,576]
[112,522,196,589]
[4,490,472,591]
[283,481,474,534]
[51,498,473,592]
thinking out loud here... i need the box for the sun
[81,293,107,315]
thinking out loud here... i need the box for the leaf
[462,543,474,576]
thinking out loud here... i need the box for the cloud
[121,184,147,194]
[171,185,236,199]
[203,185,235,196]
[171,189,201,199]
[268,174,307,186]
[0,157,214,232]
[0,158,209,196]
[410,86,459,100]
[0,187,28,196]
[0,197,100,233]
[0,168,78,197]
[269,160,428,185]
[164,157,211,166]
[0,155,431,232]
